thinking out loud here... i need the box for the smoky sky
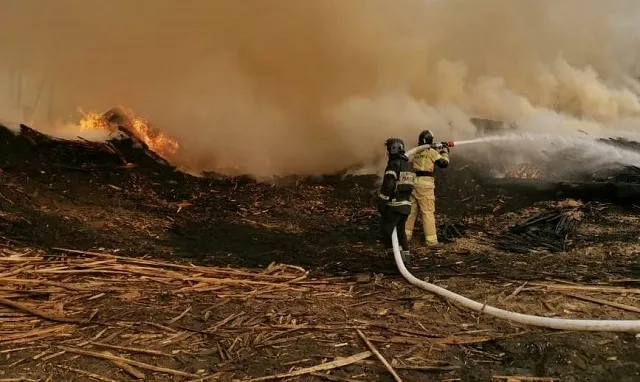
[1,0,640,176]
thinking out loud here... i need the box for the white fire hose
[388,144,640,332]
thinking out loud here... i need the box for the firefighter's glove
[377,201,386,215]
[439,146,450,155]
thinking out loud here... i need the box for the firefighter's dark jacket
[377,154,415,215]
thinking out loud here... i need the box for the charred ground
[0,123,639,381]
[0,124,637,277]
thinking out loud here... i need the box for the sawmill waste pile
[0,121,639,381]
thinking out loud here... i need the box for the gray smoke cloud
[1,0,640,176]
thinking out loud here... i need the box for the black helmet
[384,138,405,155]
[418,130,434,145]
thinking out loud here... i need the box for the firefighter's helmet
[384,138,405,155]
[418,130,434,145]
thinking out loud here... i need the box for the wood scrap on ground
[561,292,640,314]
[495,206,583,254]
[356,329,402,382]
[492,376,559,382]
[59,346,199,378]
[0,242,638,381]
[246,351,373,381]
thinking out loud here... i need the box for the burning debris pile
[0,118,177,173]
[78,107,180,162]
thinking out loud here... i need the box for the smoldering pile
[465,119,640,208]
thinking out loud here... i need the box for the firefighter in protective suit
[377,138,415,262]
[405,130,450,247]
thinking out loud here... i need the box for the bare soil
[0,125,639,382]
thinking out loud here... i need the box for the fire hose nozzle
[432,141,455,149]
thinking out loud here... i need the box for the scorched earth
[0,117,639,382]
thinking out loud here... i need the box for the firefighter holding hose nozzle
[377,138,415,263]
[405,130,450,248]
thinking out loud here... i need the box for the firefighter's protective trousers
[406,182,437,244]
[405,148,449,245]
[380,206,409,251]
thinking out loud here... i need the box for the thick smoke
[1,0,640,176]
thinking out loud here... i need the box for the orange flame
[78,110,113,132]
[78,107,180,160]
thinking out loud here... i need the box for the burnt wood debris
[2,119,638,263]
[496,207,582,254]
[1,114,639,381]
[2,121,639,205]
